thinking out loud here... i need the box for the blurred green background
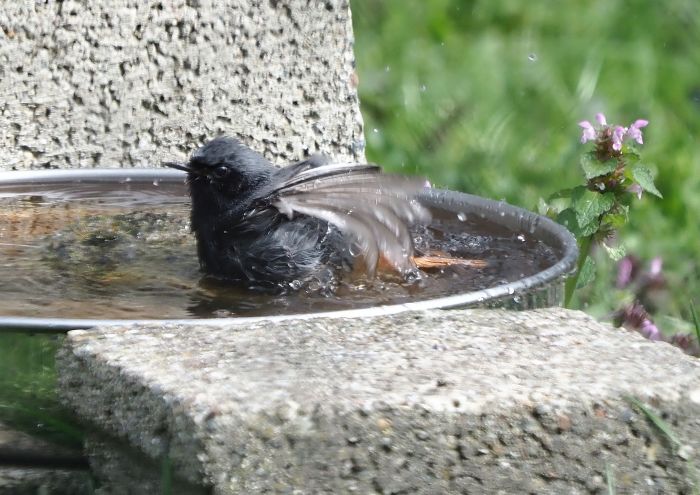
[351,0,700,322]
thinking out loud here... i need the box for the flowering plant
[614,255,665,341]
[612,255,700,355]
[539,113,661,306]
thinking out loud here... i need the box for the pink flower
[640,256,666,291]
[612,126,626,151]
[626,119,648,145]
[640,319,661,341]
[649,256,662,277]
[578,120,596,143]
[616,256,637,288]
[578,114,649,150]
[627,183,643,200]
[616,301,661,341]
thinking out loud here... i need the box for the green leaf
[578,219,599,237]
[547,188,574,200]
[632,166,663,198]
[556,208,578,234]
[556,208,597,237]
[602,207,629,229]
[546,198,572,216]
[580,153,617,179]
[601,243,626,261]
[571,188,615,230]
[543,189,575,217]
[622,149,641,164]
[576,255,596,289]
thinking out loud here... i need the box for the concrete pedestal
[58,309,700,494]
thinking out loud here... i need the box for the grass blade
[690,301,700,346]
[606,462,616,495]
[627,396,681,449]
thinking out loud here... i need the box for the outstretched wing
[257,162,431,276]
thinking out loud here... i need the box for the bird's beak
[163,161,193,172]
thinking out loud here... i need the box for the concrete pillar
[0,0,365,170]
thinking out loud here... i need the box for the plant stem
[564,235,593,307]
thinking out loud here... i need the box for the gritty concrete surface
[57,308,700,494]
[0,0,364,170]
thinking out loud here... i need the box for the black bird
[165,137,431,289]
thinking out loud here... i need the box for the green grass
[0,333,84,448]
[351,0,700,322]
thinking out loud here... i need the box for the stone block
[57,309,700,493]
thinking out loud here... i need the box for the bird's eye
[211,166,230,179]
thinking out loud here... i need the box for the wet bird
[165,137,431,289]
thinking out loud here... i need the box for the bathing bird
[165,137,432,289]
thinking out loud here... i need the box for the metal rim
[0,168,578,332]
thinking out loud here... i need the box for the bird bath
[0,169,577,333]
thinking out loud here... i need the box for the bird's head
[165,136,273,201]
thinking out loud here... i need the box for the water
[0,179,559,320]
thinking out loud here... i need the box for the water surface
[0,179,558,319]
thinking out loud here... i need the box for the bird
[164,136,432,290]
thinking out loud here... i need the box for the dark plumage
[165,136,430,289]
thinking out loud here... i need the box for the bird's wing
[258,163,431,276]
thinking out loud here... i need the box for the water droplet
[385,65,391,72]
[457,212,467,222]
[420,84,427,92]
[499,211,506,217]
[528,53,538,62]
[289,279,302,290]
[152,179,160,186]
[517,234,526,242]
[372,128,379,133]
[507,287,515,295]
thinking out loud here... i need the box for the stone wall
[0,0,365,170]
